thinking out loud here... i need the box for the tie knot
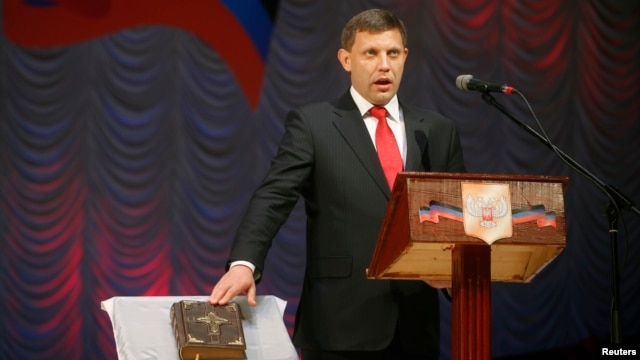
[370,106,387,121]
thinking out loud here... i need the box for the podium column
[451,244,491,360]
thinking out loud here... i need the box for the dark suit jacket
[228,91,466,353]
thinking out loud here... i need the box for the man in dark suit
[210,8,466,360]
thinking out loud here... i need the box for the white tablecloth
[101,295,298,360]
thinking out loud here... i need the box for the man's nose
[378,54,391,70]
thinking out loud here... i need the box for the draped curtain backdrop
[1,1,639,359]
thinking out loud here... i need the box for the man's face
[338,29,408,106]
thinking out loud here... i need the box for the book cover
[171,300,246,360]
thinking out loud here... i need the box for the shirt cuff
[229,260,256,273]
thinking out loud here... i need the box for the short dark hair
[341,9,407,51]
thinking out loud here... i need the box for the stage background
[1,0,639,359]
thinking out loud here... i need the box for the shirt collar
[350,86,401,122]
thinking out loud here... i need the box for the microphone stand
[480,91,640,345]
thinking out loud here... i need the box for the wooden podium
[367,172,568,360]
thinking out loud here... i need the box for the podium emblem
[461,182,512,244]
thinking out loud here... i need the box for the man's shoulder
[401,102,455,125]
[292,92,355,115]
[296,100,336,111]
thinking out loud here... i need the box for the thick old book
[170,300,247,360]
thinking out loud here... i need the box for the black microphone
[455,74,516,94]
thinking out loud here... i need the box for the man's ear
[337,48,351,72]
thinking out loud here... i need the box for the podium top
[368,172,568,282]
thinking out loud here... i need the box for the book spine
[171,302,187,349]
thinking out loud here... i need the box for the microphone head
[455,74,473,91]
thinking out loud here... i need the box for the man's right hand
[208,265,257,306]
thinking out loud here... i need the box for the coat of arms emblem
[461,182,513,244]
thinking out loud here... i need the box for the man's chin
[372,94,393,106]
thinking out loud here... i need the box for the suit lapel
[332,92,391,196]
[402,103,428,172]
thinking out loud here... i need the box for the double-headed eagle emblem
[465,194,509,228]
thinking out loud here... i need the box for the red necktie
[371,106,403,189]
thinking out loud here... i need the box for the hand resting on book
[209,265,257,307]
